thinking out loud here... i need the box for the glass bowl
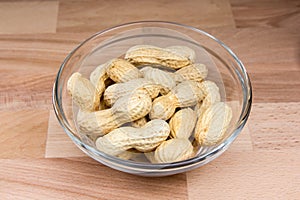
[53,21,252,177]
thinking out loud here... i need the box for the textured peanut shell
[196,80,221,116]
[125,45,191,69]
[173,80,205,107]
[154,138,194,163]
[90,63,108,87]
[149,94,177,120]
[95,119,170,156]
[165,46,196,62]
[89,63,109,99]
[173,63,208,83]
[140,66,176,94]
[116,150,139,160]
[77,88,152,139]
[131,117,148,128]
[106,58,142,83]
[103,78,161,107]
[67,72,100,111]
[144,151,157,163]
[169,108,197,139]
[150,80,206,120]
[195,102,232,145]
[199,80,221,98]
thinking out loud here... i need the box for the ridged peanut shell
[195,102,232,145]
[90,63,108,87]
[140,66,176,94]
[169,108,197,139]
[196,80,221,116]
[89,63,109,99]
[77,88,152,139]
[199,80,221,98]
[104,78,161,106]
[149,94,177,120]
[165,45,196,62]
[95,119,170,156]
[106,58,142,83]
[173,80,206,107]
[116,150,139,160]
[154,138,194,163]
[131,117,148,128]
[150,80,206,120]
[125,45,191,69]
[67,72,100,111]
[173,63,208,83]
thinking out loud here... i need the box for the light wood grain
[57,0,235,33]
[206,27,300,103]
[0,33,88,110]
[46,110,85,158]
[226,126,253,152]
[247,63,300,103]
[187,150,300,199]
[0,158,188,200]
[230,0,300,30]
[0,1,59,34]
[0,110,48,158]
[248,102,300,150]
[211,28,300,66]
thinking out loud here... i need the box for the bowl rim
[53,20,252,170]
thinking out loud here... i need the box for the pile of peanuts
[67,45,232,163]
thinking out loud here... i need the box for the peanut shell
[67,72,100,111]
[195,102,232,145]
[169,108,197,139]
[95,119,170,156]
[77,88,152,139]
[125,45,192,69]
[106,58,142,83]
[140,66,176,94]
[104,78,162,107]
[154,138,194,163]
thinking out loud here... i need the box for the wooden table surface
[0,0,299,199]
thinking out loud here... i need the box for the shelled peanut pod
[67,72,100,111]
[170,63,208,83]
[95,119,170,157]
[149,80,206,120]
[195,80,221,116]
[125,45,192,69]
[77,88,152,140]
[103,78,162,107]
[140,66,176,94]
[131,117,148,128]
[116,150,139,160]
[169,108,197,139]
[154,138,194,163]
[165,45,196,62]
[106,58,143,83]
[89,63,109,96]
[195,102,232,145]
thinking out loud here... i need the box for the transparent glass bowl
[53,21,252,176]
